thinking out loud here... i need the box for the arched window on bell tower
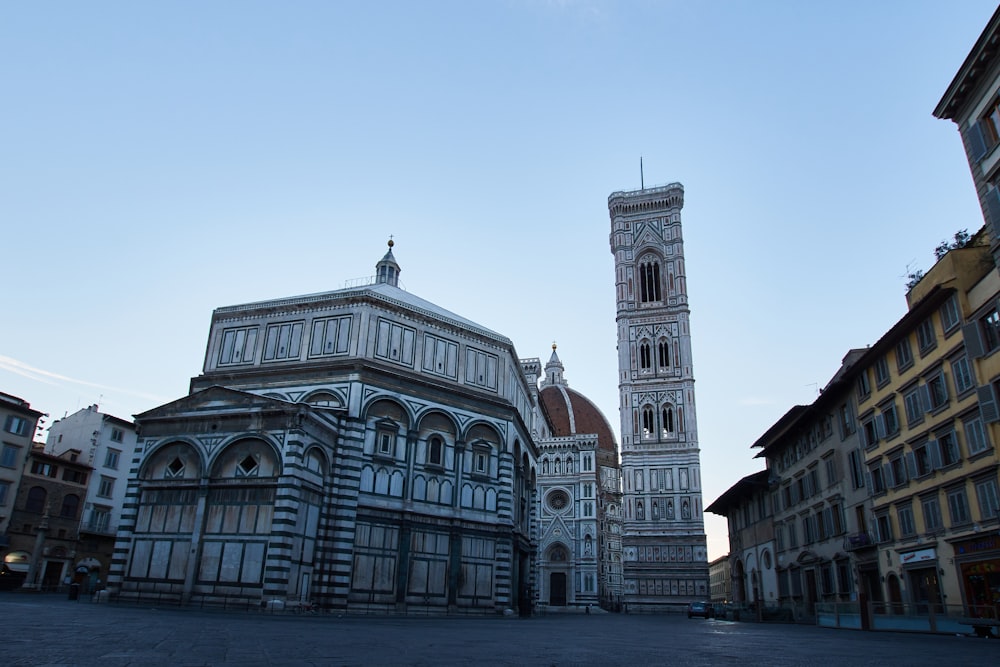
[639,258,662,303]
[641,406,655,436]
[639,342,652,370]
[657,338,670,369]
[661,405,675,436]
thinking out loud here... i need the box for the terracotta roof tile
[538,385,618,454]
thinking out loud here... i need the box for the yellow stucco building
[856,237,1000,613]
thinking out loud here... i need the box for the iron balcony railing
[78,521,116,536]
[843,531,875,551]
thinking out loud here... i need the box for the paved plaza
[1,593,997,666]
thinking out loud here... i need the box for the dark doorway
[41,561,63,591]
[859,567,882,602]
[550,573,567,606]
[804,569,817,615]
[887,574,903,614]
[734,560,746,603]
[908,567,943,614]
[517,552,531,617]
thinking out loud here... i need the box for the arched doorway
[547,544,569,606]
[73,557,102,594]
[733,559,746,603]
[550,573,567,606]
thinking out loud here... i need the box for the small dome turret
[375,239,401,286]
[543,342,565,387]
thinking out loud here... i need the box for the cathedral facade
[107,242,624,614]
[524,348,623,611]
[609,183,710,611]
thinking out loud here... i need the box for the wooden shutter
[919,384,932,414]
[964,322,985,359]
[928,439,943,470]
[986,188,1000,241]
[967,120,989,161]
[978,384,1000,423]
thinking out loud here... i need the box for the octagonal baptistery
[108,241,539,615]
[529,346,624,611]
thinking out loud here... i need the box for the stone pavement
[1,592,997,666]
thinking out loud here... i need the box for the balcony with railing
[79,521,116,536]
[843,531,875,551]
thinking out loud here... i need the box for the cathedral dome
[538,384,618,454]
[536,344,617,453]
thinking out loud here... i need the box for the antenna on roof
[640,156,644,190]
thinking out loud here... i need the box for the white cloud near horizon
[0,355,169,404]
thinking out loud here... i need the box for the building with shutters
[934,5,1000,271]
[705,470,777,614]
[1,394,43,542]
[0,393,44,587]
[929,6,1000,615]
[708,233,1000,619]
[742,350,873,621]
[846,233,1000,613]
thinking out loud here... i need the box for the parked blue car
[687,601,714,619]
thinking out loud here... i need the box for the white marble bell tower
[608,183,709,611]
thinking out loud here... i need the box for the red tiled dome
[538,384,618,454]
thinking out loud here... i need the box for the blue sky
[2,1,997,559]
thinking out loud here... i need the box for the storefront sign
[955,535,999,555]
[900,548,936,564]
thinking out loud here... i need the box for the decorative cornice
[213,287,513,347]
[608,183,684,215]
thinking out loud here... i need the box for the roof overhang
[934,6,1000,121]
[705,470,770,515]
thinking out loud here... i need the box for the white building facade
[46,405,136,542]
[107,243,540,613]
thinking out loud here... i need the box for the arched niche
[416,410,457,437]
[464,422,501,447]
[302,391,343,408]
[140,441,203,480]
[364,398,411,428]
[209,438,280,479]
[303,446,328,474]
